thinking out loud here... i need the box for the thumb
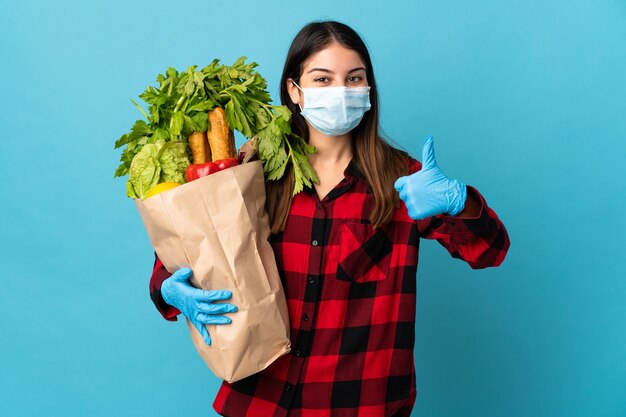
[394,176,407,192]
[421,136,438,170]
[171,267,192,283]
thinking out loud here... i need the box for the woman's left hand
[394,136,467,220]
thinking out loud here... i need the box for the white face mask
[292,80,371,136]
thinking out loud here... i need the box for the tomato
[185,158,239,182]
[215,158,239,170]
[185,162,220,182]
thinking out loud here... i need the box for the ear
[286,78,302,107]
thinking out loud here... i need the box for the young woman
[150,21,509,417]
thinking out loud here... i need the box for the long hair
[267,21,410,233]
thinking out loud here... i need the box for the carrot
[207,107,236,161]
[189,131,211,164]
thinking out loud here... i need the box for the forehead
[301,42,366,74]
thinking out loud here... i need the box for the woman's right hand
[161,268,237,346]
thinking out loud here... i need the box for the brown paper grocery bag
[135,160,291,383]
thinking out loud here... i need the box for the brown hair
[267,21,410,234]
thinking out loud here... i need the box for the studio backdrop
[1,0,625,416]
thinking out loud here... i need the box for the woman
[150,20,509,417]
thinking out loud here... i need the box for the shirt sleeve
[407,158,510,269]
[149,254,181,321]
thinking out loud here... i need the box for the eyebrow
[306,67,366,74]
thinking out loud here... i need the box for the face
[287,42,368,108]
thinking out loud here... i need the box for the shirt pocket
[336,221,393,283]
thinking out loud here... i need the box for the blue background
[1,0,625,416]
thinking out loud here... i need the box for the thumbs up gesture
[394,136,467,220]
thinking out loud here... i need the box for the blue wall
[1,1,625,416]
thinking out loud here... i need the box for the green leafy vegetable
[127,143,163,199]
[159,142,189,184]
[115,57,319,197]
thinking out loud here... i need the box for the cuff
[437,186,492,235]
[150,255,181,322]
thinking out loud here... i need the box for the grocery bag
[135,160,291,382]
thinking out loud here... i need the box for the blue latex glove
[394,136,467,220]
[161,268,237,346]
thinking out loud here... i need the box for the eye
[348,76,363,83]
[314,77,330,83]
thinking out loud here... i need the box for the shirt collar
[303,158,363,198]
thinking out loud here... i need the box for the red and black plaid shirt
[150,157,509,417]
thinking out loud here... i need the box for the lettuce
[159,142,189,184]
[126,141,189,198]
[127,143,163,199]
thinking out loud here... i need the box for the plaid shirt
[150,157,509,417]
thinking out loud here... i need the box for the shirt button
[284,384,292,392]
[311,239,318,246]
[316,203,322,209]
[302,313,308,321]
[307,276,315,284]
[295,350,302,357]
